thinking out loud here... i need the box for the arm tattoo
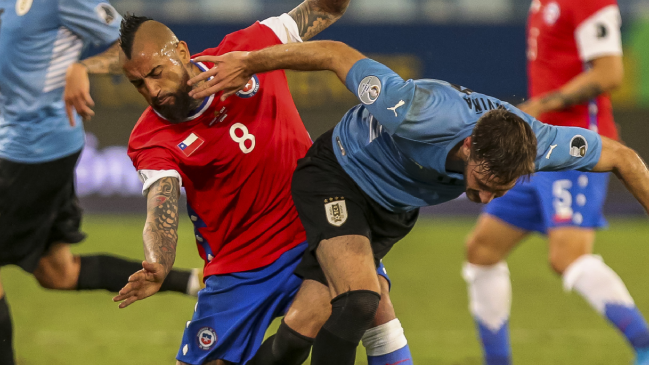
[541,82,604,110]
[289,0,350,41]
[79,42,121,75]
[143,177,180,276]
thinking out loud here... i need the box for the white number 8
[229,123,255,154]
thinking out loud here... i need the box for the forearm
[78,42,121,75]
[289,0,350,41]
[142,177,180,276]
[245,41,363,83]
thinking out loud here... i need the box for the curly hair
[470,108,537,184]
[119,14,153,59]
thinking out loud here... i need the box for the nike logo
[386,359,410,365]
[546,144,558,159]
[387,100,405,116]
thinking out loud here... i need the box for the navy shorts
[176,241,391,364]
[483,170,609,234]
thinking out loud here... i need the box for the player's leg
[0,275,15,365]
[464,213,529,365]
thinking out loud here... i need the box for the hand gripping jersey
[128,15,310,277]
[332,59,603,213]
[0,0,121,162]
[527,0,622,139]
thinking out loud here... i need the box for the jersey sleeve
[129,147,182,196]
[530,119,602,172]
[58,0,121,46]
[260,14,302,44]
[345,58,416,135]
[573,3,622,61]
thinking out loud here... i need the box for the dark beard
[151,70,200,124]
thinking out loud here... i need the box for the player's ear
[462,137,472,159]
[176,41,191,63]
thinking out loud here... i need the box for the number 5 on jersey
[230,123,255,154]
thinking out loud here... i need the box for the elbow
[321,0,350,17]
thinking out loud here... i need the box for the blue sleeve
[529,118,602,172]
[59,0,121,46]
[345,58,416,135]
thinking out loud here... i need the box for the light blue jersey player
[188,39,649,365]
[0,2,199,363]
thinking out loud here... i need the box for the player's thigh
[284,279,332,338]
[33,242,80,290]
[547,227,595,274]
[466,213,529,265]
[316,234,380,297]
[373,275,396,327]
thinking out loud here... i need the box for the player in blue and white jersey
[0,1,199,363]
[188,40,649,365]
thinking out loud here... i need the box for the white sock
[186,268,202,297]
[562,254,634,314]
[362,318,408,356]
[462,261,512,332]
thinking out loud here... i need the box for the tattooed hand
[289,0,350,41]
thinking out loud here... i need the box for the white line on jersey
[546,144,558,159]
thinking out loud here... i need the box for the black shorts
[292,129,419,285]
[0,151,86,272]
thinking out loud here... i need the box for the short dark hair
[119,14,153,59]
[470,108,537,184]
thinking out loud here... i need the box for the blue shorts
[483,171,609,234]
[177,241,391,365]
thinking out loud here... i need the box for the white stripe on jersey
[43,27,83,93]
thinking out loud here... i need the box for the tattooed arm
[63,42,121,126]
[519,55,624,118]
[112,177,180,308]
[289,0,350,41]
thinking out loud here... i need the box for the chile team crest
[236,75,260,98]
[197,327,218,350]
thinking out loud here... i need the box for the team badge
[324,198,348,227]
[197,327,217,350]
[95,3,117,24]
[569,135,588,158]
[177,133,204,157]
[543,2,560,25]
[15,0,32,16]
[236,75,260,98]
[358,76,381,105]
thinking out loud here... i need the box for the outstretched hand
[112,261,167,309]
[188,52,252,101]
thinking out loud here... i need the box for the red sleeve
[192,22,283,59]
[128,146,180,172]
[569,0,618,26]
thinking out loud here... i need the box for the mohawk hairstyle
[119,14,153,59]
[470,108,537,185]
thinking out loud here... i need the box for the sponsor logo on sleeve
[569,135,588,158]
[236,75,260,98]
[596,23,608,39]
[95,3,117,24]
[358,76,381,105]
[324,197,348,227]
[15,0,33,16]
[196,327,218,350]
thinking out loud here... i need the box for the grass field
[4,214,649,364]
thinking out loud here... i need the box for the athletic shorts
[0,151,86,272]
[483,170,609,234]
[177,241,391,364]
[292,129,419,285]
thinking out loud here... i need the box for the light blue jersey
[0,0,121,163]
[332,59,603,213]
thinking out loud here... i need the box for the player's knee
[324,290,381,343]
[549,252,580,275]
[466,232,504,266]
[33,255,80,290]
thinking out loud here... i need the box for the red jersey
[527,0,622,139]
[128,16,310,277]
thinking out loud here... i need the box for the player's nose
[144,79,160,97]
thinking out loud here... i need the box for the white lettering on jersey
[546,144,558,159]
[387,100,406,117]
[230,123,256,154]
[575,5,623,61]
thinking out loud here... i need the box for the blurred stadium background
[6,0,649,364]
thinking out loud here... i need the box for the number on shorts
[229,123,255,154]
[552,179,573,217]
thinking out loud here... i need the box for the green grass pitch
[4,215,648,364]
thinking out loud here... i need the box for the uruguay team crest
[197,327,217,350]
[236,75,260,98]
[325,198,348,227]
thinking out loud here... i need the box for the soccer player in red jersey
[111,3,413,364]
[463,1,649,364]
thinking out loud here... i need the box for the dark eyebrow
[128,65,162,84]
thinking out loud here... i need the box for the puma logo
[387,100,405,117]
